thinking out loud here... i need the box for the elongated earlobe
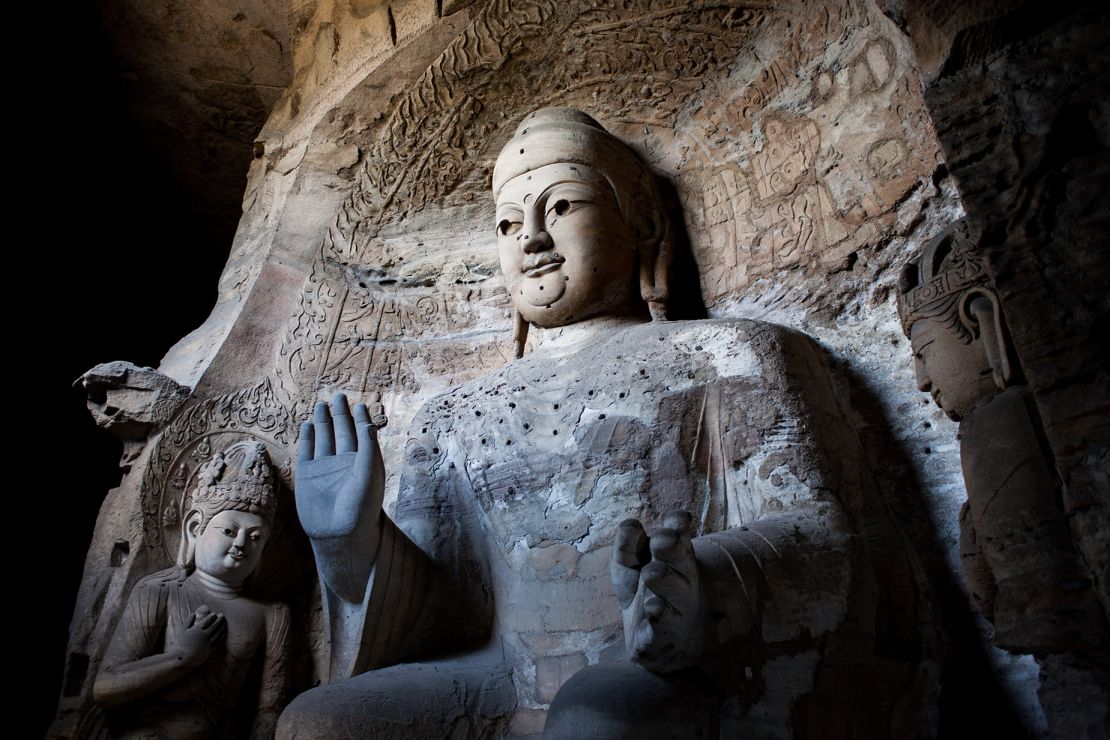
[639,201,672,322]
[177,510,203,570]
[967,293,1013,390]
[512,309,529,359]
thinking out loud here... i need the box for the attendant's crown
[189,441,275,522]
[897,219,989,334]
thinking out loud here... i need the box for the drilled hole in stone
[110,540,130,567]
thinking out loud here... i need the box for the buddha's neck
[194,571,244,597]
[532,315,647,359]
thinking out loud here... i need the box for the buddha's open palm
[295,393,385,601]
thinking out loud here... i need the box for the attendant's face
[495,163,640,327]
[190,509,269,587]
[910,318,998,420]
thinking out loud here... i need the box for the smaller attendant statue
[898,220,1109,735]
[94,441,292,739]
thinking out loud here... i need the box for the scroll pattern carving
[139,380,294,556]
[676,14,939,304]
[324,0,767,265]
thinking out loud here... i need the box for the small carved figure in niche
[94,441,291,739]
[898,221,1109,732]
[281,108,927,739]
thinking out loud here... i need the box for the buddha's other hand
[172,605,225,668]
[295,393,385,602]
[611,511,707,673]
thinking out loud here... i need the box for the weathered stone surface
[58,0,1110,736]
[882,1,1110,732]
[92,442,291,738]
[94,0,292,243]
[79,362,191,471]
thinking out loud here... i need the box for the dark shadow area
[19,4,239,736]
[655,174,708,322]
[826,355,1031,738]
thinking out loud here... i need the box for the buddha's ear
[176,509,203,570]
[639,182,672,321]
[965,292,1012,390]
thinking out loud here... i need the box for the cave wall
[52,0,1109,735]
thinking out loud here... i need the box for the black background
[21,5,238,736]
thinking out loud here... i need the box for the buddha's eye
[553,199,570,216]
[498,219,522,236]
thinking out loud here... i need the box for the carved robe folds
[280,320,926,738]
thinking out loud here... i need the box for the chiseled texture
[59,0,1107,735]
[280,319,930,737]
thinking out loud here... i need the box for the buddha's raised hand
[611,511,708,673]
[295,392,385,603]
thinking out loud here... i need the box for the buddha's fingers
[612,520,647,608]
[352,402,371,430]
[313,401,335,458]
[640,561,688,614]
[351,421,381,497]
[614,519,649,569]
[298,422,315,464]
[331,393,357,455]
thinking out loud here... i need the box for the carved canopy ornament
[897,219,989,334]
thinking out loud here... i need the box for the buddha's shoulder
[614,318,805,349]
[414,319,814,416]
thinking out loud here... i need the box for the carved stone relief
[59,0,1048,736]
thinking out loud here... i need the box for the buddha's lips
[523,254,565,277]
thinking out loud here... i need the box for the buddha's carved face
[496,163,640,328]
[910,318,999,421]
[189,509,269,587]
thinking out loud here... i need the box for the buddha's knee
[277,660,513,739]
[544,662,720,740]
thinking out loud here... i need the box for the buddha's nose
[520,207,552,253]
[520,228,553,254]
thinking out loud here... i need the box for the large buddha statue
[279,108,927,738]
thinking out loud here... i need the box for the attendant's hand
[170,605,225,668]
